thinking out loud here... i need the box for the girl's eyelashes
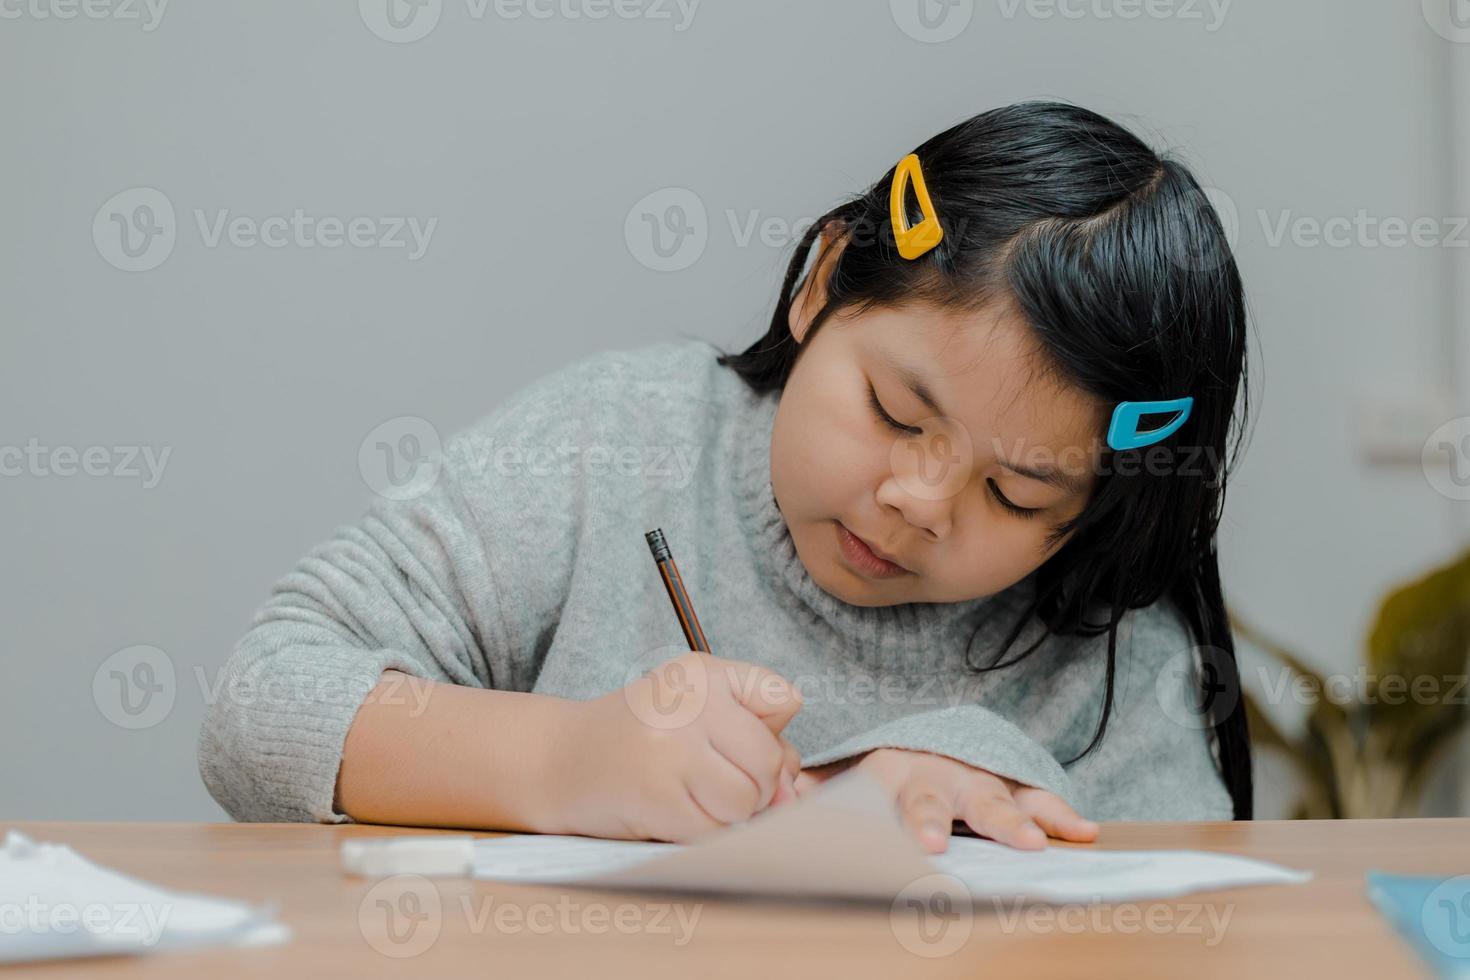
[866,382,921,435]
[987,478,1043,519]
[868,378,1044,522]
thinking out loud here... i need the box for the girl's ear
[788,223,848,344]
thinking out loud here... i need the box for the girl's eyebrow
[998,459,1088,496]
[875,346,1089,497]
[875,348,946,417]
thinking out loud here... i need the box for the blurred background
[2,1,1467,821]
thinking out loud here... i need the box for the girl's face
[769,233,1108,607]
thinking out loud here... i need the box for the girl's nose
[875,478,952,542]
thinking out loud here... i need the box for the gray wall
[3,0,1465,820]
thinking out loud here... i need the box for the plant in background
[1235,549,1470,818]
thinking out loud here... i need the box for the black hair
[716,100,1253,819]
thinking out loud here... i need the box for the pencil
[645,527,711,653]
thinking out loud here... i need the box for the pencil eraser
[341,835,475,878]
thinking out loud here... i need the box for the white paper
[0,831,290,965]
[473,771,1311,903]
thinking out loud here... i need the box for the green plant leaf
[1366,549,1470,768]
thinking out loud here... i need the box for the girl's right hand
[545,652,803,843]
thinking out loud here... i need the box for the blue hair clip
[1107,397,1194,451]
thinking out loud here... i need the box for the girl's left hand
[792,748,1099,853]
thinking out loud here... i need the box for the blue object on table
[1366,871,1470,979]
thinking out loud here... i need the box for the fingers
[1013,786,1099,842]
[791,754,859,798]
[769,771,796,807]
[898,783,957,854]
[780,737,802,781]
[669,786,729,843]
[766,738,801,807]
[684,745,763,825]
[792,770,821,797]
[712,658,802,734]
[956,784,1047,851]
[705,704,789,808]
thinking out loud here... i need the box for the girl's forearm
[335,670,574,831]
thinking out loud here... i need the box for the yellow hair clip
[889,153,944,260]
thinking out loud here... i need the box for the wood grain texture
[5,818,1465,979]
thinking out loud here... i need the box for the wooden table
[4,819,1466,979]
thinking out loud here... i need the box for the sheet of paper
[0,831,289,965]
[473,771,1312,903]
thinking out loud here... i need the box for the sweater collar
[726,372,1033,661]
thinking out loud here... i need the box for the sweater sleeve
[196,441,501,823]
[796,600,1235,823]
[197,384,595,824]
[798,706,1076,806]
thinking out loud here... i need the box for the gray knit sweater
[197,338,1233,825]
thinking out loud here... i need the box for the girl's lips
[835,521,912,579]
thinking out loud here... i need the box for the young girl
[199,100,1252,854]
